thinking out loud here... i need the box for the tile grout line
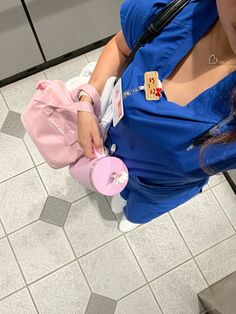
[0,258,79,303]
[62,227,93,294]
[103,196,121,223]
[71,191,96,205]
[4,219,40,237]
[0,217,39,313]
[122,234,165,314]
[1,194,103,239]
[169,211,236,286]
[0,89,10,110]
[211,186,236,233]
[193,232,236,259]
[0,165,36,186]
[168,212,210,287]
[76,233,124,260]
[22,138,50,198]
[0,286,28,303]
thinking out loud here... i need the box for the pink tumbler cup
[69,146,129,196]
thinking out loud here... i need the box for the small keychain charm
[144,71,163,101]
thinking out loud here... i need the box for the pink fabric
[21,80,100,168]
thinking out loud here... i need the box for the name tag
[111,78,124,127]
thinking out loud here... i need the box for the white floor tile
[171,189,235,255]
[29,262,90,314]
[0,238,25,299]
[65,193,120,257]
[196,235,236,285]
[23,133,45,166]
[0,93,8,129]
[9,221,74,283]
[150,260,207,314]
[0,288,36,314]
[208,173,226,188]
[1,72,46,114]
[0,133,34,183]
[45,55,88,81]
[86,47,104,63]
[0,223,5,239]
[212,181,236,230]
[115,285,162,314]
[126,214,191,281]
[37,163,92,203]
[0,168,47,234]
[80,237,146,300]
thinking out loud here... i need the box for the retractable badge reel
[112,71,163,127]
[123,71,163,101]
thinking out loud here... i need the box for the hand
[77,96,103,159]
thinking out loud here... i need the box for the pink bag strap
[70,83,101,117]
[37,80,99,116]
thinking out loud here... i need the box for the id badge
[111,78,124,127]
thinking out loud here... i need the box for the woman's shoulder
[120,0,217,51]
[120,0,170,50]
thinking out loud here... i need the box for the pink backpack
[21,80,100,168]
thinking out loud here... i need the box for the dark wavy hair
[199,86,236,175]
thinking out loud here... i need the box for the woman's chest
[161,46,234,107]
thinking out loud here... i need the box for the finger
[80,136,95,159]
[92,131,103,153]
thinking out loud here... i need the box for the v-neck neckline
[161,70,236,108]
[159,11,236,108]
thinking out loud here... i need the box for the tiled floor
[0,47,236,314]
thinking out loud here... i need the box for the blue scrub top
[105,0,236,203]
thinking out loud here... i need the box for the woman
[77,0,236,232]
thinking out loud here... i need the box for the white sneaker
[110,194,127,214]
[118,215,141,233]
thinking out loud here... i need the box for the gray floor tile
[64,193,120,257]
[86,293,116,314]
[40,196,71,227]
[23,133,45,166]
[0,238,25,299]
[0,168,47,234]
[1,72,46,114]
[171,189,235,255]
[196,235,236,285]
[29,262,90,314]
[126,213,191,281]
[150,260,208,314]
[212,181,236,229]
[0,288,36,314]
[9,221,74,283]
[80,237,146,300]
[45,55,88,81]
[0,133,34,183]
[0,111,26,138]
[115,286,162,314]
[37,163,93,203]
[0,93,8,129]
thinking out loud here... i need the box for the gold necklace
[209,23,236,66]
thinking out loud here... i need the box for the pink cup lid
[91,156,129,196]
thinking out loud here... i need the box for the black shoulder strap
[114,0,190,86]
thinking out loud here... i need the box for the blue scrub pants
[120,175,204,224]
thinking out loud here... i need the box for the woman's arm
[79,30,132,103]
[77,30,132,159]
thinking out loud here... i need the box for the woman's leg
[123,189,168,224]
